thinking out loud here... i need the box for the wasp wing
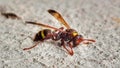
[48,9,71,29]
[25,21,62,31]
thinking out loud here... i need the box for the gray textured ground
[0,0,120,68]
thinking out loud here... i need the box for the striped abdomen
[34,29,52,41]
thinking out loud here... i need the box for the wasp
[23,9,95,56]
[1,12,21,19]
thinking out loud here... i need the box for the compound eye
[76,38,84,45]
[73,35,83,46]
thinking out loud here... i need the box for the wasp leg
[23,42,40,50]
[52,27,64,41]
[52,32,62,41]
[61,39,74,56]
[82,39,95,44]
[67,42,74,55]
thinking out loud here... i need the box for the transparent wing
[48,9,71,29]
[25,21,62,31]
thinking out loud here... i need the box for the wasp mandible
[23,9,95,56]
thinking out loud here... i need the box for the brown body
[23,9,95,56]
[33,27,84,48]
[33,29,52,41]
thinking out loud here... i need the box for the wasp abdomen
[34,29,52,41]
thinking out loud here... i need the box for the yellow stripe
[73,32,78,36]
[41,30,45,38]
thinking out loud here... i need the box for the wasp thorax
[66,29,78,37]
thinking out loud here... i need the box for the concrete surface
[0,0,120,68]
